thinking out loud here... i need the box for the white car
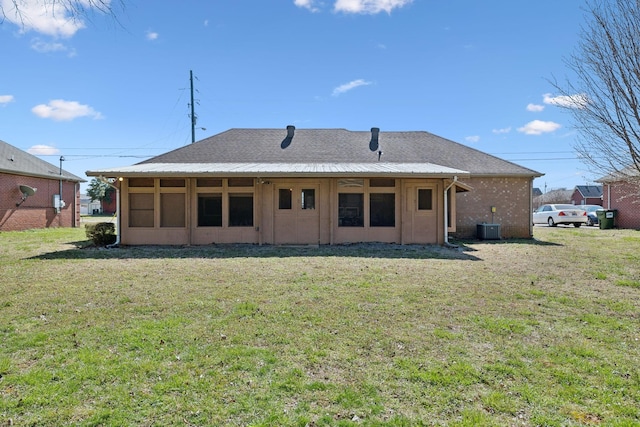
[533,204,588,227]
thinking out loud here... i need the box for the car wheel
[586,217,593,226]
[574,223,582,228]
[548,217,556,227]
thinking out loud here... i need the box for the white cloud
[294,0,320,12]
[334,0,412,13]
[30,38,76,56]
[146,30,159,41]
[31,99,103,121]
[492,127,511,134]
[543,93,588,109]
[517,120,561,135]
[27,144,60,155]
[526,103,544,112]
[0,0,93,37]
[0,95,15,105]
[465,135,480,143]
[332,79,372,96]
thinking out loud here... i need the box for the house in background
[87,127,542,246]
[571,185,602,206]
[80,194,102,215]
[1,140,84,231]
[597,169,640,229]
[533,188,573,209]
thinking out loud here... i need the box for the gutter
[96,176,121,248]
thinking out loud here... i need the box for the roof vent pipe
[286,125,295,138]
[369,127,380,152]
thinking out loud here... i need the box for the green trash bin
[597,209,617,229]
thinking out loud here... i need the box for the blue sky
[1,0,594,192]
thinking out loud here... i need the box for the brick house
[1,139,85,231]
[86,127,542,245]
[571,185,602,206]
[597,169,640,229]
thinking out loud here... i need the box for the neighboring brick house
[86,127,542,245]
[571,185,602,206]
[597,169,640,229]
[1,139,85,231]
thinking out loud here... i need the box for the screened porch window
[229,193,253,226]
[418,189,433,210]
[198,194,222,226]
[160,193,185,227]
[301,189,315,209]
[279,189,292,210]
[129,193,154,227]
[338,193,364,227]
[370,193,395,227]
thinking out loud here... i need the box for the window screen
[338,193,364,227]
[129,193,154,227]
[370,193,395,227]
[229,193,253,226]
[160,193,185,227]
[198,194,222,226]
[418,189,433,210]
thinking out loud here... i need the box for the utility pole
[190,70,196,144]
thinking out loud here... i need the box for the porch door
[404,184,438,244]
[274,184,320,244]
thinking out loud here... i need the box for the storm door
[274,184,320,244]
[403,184,438,244]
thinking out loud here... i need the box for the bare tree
[552,0,640,183]
[1,0,124,31]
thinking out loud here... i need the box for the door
[274,184,320,244]
[403,184,438,244]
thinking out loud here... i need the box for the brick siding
[602,181,640,229]
[0,173,80,231]
[453,176,533,239]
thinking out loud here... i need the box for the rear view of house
[86,127,542,246]
[1,140,84,231]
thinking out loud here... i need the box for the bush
[85,222,117,246]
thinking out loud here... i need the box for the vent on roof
[369,127,380,151]
[281,125,295,149]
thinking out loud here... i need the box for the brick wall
[452,176,534,239]
[602,181,640,229]
[0,173,80,231]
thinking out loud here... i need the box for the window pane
[161,193,185,227]
[418,189,433,210]
[279,188,292,210]
[197,178,222,187]
[229,193,253,226]
[338,193,363,227]
[228,178,254,187]
[198,194,222,226]
[338,179,364,188]
[302,189,315,210]
[129,193,154,227]
[370,178,395,187]
[128,178,154,187]
[160,178,185,187]
[370,193,395,227]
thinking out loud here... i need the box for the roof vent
[281,125,295,149]
[369,127,380,152]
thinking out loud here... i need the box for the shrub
[85,222,117,246]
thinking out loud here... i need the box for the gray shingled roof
[0,140,85,182]
[137,128,540,177]
[575,185,602,198]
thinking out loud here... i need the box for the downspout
[97,176,121,248]
[444,176,458,245]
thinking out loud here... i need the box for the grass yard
[0,226,639,426]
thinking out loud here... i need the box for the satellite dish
[19,185,37,197]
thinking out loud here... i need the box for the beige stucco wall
[453,176,534,239]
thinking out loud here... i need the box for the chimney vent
[286,125,295,138]
[369,127,380,152]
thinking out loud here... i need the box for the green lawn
[1,226,639,426]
